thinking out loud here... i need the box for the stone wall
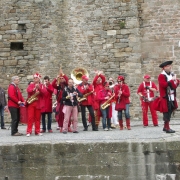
[0,0,180,120]
[0,141,180,180]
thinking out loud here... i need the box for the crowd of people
[0,60,179,136]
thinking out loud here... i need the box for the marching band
[6,60,180,136]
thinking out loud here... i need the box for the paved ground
[0,122,180,145]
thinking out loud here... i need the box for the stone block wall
[0,141,180,180]
[0,0,180,120]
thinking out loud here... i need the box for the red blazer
[52,75,68,102]
[41,84,54,113]
[77,83,94,106]
[8,84,24,108]
[92,74,106,109]
[154,74,179,112]
[27,83,47,109]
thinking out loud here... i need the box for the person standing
[77,75,98,131]
[137,74,158,127]
[62,78,82,134]
[26,73,46,137]
[41,76,54,133]
[114,76,131,130]
[8,76,25,136]
[154,61,179,133]
[92,70,106,128]
[98,82,113,131]
[0,86,7,129]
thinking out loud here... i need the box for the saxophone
[101,94,115,110]
[77,91,93,103]
[26,91,40,104]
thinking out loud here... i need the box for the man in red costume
[8,76,25,136]
[137,74,158,127]
[98,82,113,131]
[155,61,179,133]
[92,70,106,128]
[26,73,46,137]
[52,70,72,132]
[77,75,98,131]
[41,76,54,133]
[114,75,131,130]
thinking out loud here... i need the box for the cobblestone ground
[0,121,180,145]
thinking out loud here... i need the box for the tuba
[101,94,115,110]
[71,67,89,85]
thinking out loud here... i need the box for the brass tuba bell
[71,67,89,84]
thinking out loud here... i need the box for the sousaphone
[71,67,89,84]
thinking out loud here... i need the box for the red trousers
[141,100,158,126]
[27,101,41,134]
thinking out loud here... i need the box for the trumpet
[101,94,115,110]
[77,91,93,102]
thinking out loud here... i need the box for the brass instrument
[71,67,89,85]
[77,91,93,102]
[26,91,40,104]
[101,94,115,110]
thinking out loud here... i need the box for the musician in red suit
[52,70,72,132]
[114,75,131,130]
[155,61,179,133]
[8,76,25,136]
[137,74,158,127]
[77,75,98,131]
[98,82,113,131]
[92,70,106,127]
[26,73,46,137]
[41,76,54,133]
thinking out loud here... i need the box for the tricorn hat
[159,61,173,68]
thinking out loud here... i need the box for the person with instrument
[92,70,106,129]
[108,77,118,128]
[137,74,158,127]
[77,75,98,131]
[154,61,179,133]
[61,78,82,134]
[41,76,54,133]
[52,67,72,132]
[98,82,114,131]
[8,76,25,136]
[26,73,47,137]
[114,75,131,130]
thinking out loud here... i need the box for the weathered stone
[107,30,116,36]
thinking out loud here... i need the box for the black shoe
[73,131,79,133]
[63,131,67,134]
[92,128,98,131]
[1,127,6,129]
[154,125,159,127]
[83,127,88,131]
[166,129,175,133]
[163,128,167,132]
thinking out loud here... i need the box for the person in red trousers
[26,73,46,137]
[114,75,131,130]
[154,61,179,133]
[52,69,72,133]
[137,74,158,127]
[92,70,106,128]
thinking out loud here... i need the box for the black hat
[159,61,173,68]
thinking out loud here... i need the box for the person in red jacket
[137,74,158,127]
[98,82,113,131]
[154,61,179,133]
[114,75,131,130]
[92,70,106,127]
[52,70,72,132]
[26,73,46,137]
[77,75,98,131]
[41,76,54,133]
[8,76,25,136]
